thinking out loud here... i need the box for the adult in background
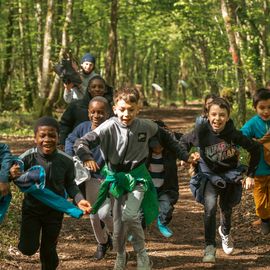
[63,53,97,103]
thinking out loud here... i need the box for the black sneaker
[261,219,270,235]
[94,234,113,260]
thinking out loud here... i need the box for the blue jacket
[65,121,92,156]
[0,143,13,183]
[65,120,105,179]
[241,115,270,176]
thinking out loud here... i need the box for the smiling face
[81,61,94,74]
[88,78,106,97]
[255,99,270,121]
[208,104,230,133]
[113,99,139,126]
[88,101,109,129]
[34,126,58,155]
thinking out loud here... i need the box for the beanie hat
[81,53,96,65]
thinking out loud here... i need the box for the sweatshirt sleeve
[0,144,13,182]
[179,129,198,154]
[73,131,101,162]
[59,104,76,145]
[65,123,87,156]
[233,130,260,177]
[158,127,189,162]
[64,158,84,203]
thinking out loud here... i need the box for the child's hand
[77,199,92,214]
[9,164,22,179]
[64,82,74,91]
[0,182,10,196]
[83,160,100,172]
[242,177,255,190]
[188,152,200,165]
[188,163,197,177]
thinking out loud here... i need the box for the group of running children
[0,52,270,270]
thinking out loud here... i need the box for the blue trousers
[157,189,178,226]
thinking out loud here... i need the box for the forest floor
[1,103,270,270]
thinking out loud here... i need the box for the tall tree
[0,1,14,110]
[105,0,118,87]
[40,0,54,100]
[221,0,246,124]
[41,0,73,116]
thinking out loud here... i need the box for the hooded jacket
[181,119,260,177]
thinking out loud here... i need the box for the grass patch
[0,111,35,136]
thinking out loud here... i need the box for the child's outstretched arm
[157,127,192,162]
[77,199,92,214]
[74,131,100,163]
[233,130,260,177]
[83,160,100,172]
[242,177,255,190]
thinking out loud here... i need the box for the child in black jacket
[10,116,91,270]
[146,121,182,238]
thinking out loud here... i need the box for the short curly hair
[34,116,59,134]
[113,87,140,104]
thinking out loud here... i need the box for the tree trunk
[35,1,43,93]
[221,0,246,124]
[180,59,188,106]
[40,0,54,100]
[198,37,219,94]
[41,0,73,116]
[105,0,118,87]
[0,2,14,110]
[18,0,32,110]
[262,0,270,81]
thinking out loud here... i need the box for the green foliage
[0,0,269,118]
[0,111,34,136]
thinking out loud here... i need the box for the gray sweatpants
[85,179,113,244]
[113,184,145,253]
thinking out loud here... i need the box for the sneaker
[94,234,113,260]
[218,226,234,255]
[113,252,129,270]
[261,219,270,235]
[202,245,216,263]
[157,218,173,238]
[137,250,153,270]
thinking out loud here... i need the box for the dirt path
[1,105,270,270]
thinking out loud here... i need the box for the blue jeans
[157,189,178,225]
[204,180,241,247]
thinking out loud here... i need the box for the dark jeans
[157,189,178,226]
[204,180,241,247]
[18,200,63,270]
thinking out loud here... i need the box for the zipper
[120,128,130,164]
[266,122,270,134]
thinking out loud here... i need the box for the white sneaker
[202,245,216,263]
[114,252,128,270]
[137,249,153,270]
[218,226,234,255]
